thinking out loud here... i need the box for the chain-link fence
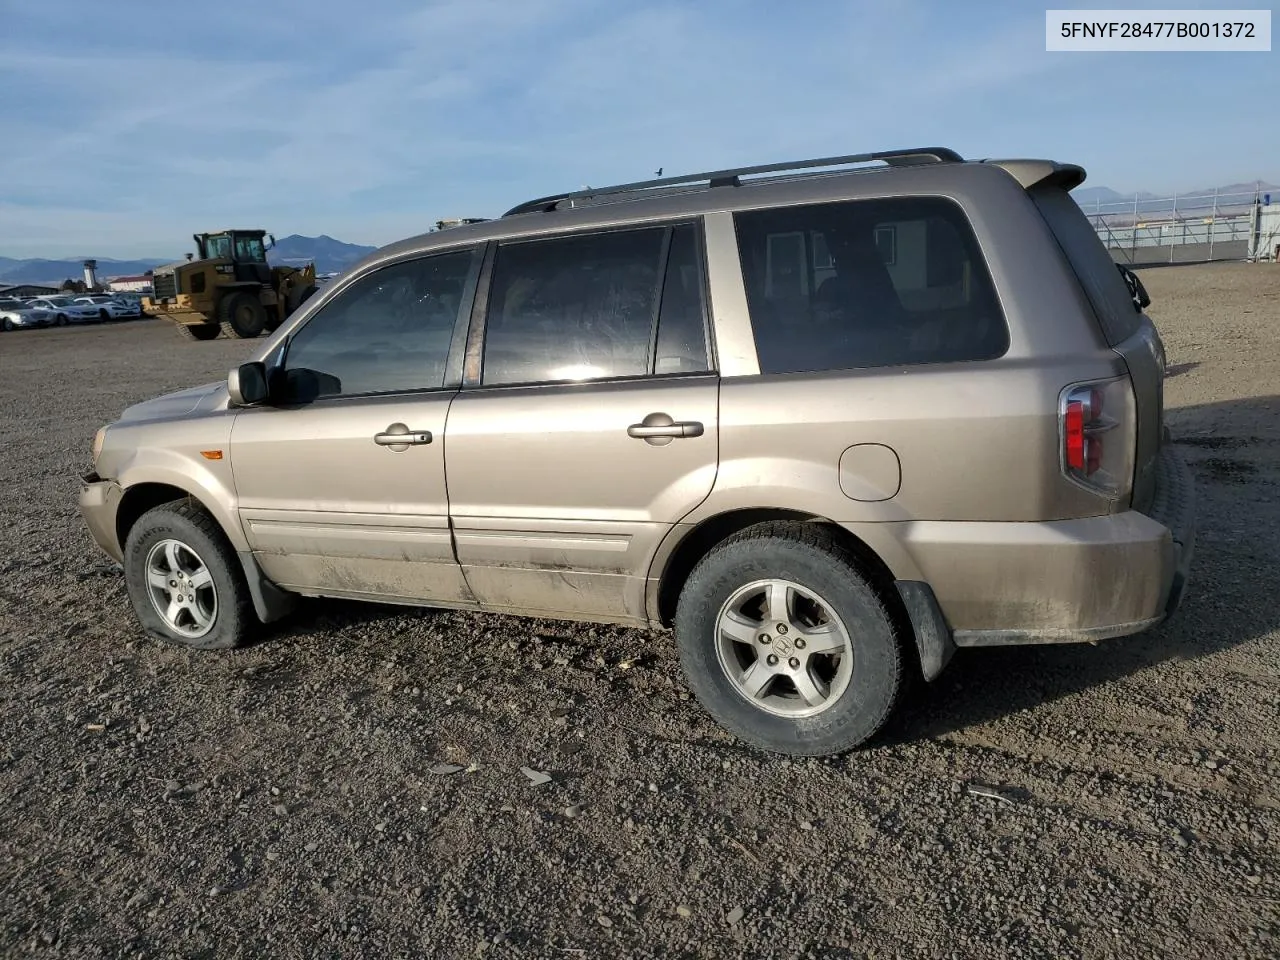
[1084,184,1272,265]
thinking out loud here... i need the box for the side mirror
[228,361,269,406]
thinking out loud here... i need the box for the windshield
[234,235,266,261]
[45,296,72,305]
[205,235,232,259]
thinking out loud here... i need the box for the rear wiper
[1116,263,1151,312]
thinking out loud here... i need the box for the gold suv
[80,148,1196,756]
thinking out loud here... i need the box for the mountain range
[0,235,378,286]
[2,180,1277,286]
[1073,181,1278,216]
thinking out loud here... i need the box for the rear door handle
[374,422,433,449]
[627,412,704,445]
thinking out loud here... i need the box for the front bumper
[895,444,1196,646]
[79,474,124,563]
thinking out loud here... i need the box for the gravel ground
[2,263,1278,959]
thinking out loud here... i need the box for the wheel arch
[114,480,294,626]
[116,482,218,552]
[651,508,905,628]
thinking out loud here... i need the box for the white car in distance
[73,294,133,322]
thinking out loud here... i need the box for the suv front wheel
[122,500,255,651]
[675,522,905,756]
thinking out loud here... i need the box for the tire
[177,322,221,341]
[99,309,111,322]
[674,521,905,756]
[1,318,12,332]
[218,291,268,339]
[122,499,256,651]
[55,314,68,326]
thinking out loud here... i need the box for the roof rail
[502,147,964,217]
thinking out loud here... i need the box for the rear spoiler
[982,159,1087,192]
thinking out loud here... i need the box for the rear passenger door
[444,221,719,625]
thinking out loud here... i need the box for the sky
[0,0,1275,259]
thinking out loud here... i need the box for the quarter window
[734,197,1008,374]
[277,250,477,402]
[480,223,710,386]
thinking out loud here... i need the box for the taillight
[1059,378,1135,499]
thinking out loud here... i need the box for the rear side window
[734,196,1008,375]
[1029,186,1141,345]
[480,222,711,386]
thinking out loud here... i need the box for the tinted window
[1029,186,1141,345]
[654,224,710,374]
[278,250,476,401]
[734,197,1008,374]
[481,227,670,386]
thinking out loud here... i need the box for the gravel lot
[2,263,1278,959]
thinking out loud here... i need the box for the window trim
[266,245,484,407]
[460,217,717,392]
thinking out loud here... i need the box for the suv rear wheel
[122,500,255,651]
[674,522,904,756]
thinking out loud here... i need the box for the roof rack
[502,147,964,217]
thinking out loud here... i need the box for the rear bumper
[1146,442,1196,621]
[893,444,1195,646]
[79,474,124,563]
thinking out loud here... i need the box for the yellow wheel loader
[142,230,318,340]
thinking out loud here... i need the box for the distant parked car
[110,294,146,318]
[0,297,54,331]
[27,296,102,325]
[73,294,133,322]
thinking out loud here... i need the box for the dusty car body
[80,147,1195,755]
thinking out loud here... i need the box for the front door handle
[627,412,704,446]
[374,422,433,451]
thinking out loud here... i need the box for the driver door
[228,247,481,606]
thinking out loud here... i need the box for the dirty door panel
[229,249,481,605]
[446,221,719,624]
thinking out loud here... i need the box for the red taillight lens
[1065,392,1106,476]
[1060,378,1134,499]
[1065,400,1086,470]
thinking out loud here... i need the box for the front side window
[276,249,477,402]
[480,222,710,386]
[734,197,1008,375]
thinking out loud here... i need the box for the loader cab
[194,230,274,286]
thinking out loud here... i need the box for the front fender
[114,446,247,552]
